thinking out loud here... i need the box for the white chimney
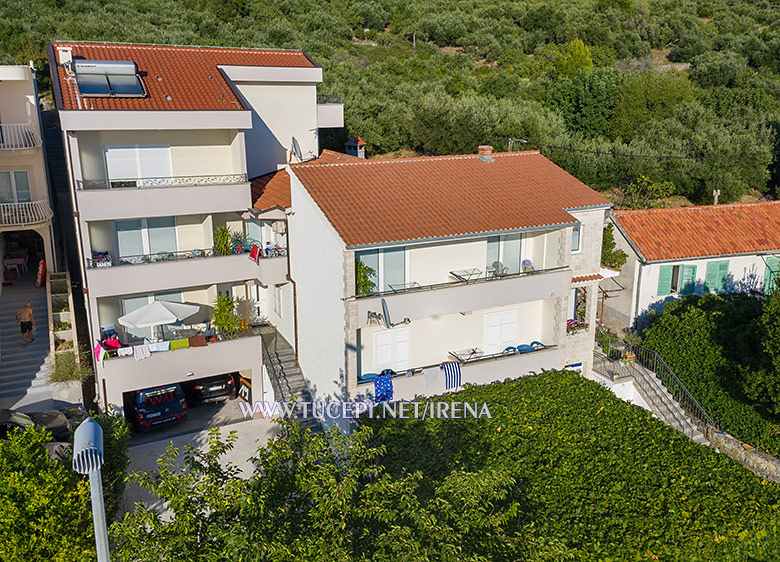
[57,46,72,66]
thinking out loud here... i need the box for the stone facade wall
[343,248,359,398]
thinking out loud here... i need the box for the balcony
[85,250,288,298]
[355,266,568,328]
[97,328,263,408]
[75,174,251,221]
[0,200,53,227]
[316,95,344,128]
[0,123,41,150]
[356,345,559,402]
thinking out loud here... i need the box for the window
[484,310,519,355]
[704,260,730,292]
[571,224,581,253]
[105,145,172,187]
[487,233,524,275]
[273,285,283,317]
[356,247,407,293]
[658,264,697,296]
[115,217,177,262]
[0,171,31,203]
[372,326,410,372]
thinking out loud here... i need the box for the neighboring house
[280,146,611,409]
[0,64,57,287]
[600,202,780,331]
[48,41,343,412]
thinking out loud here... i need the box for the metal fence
[0,123,41,150]
[595,325,717,430]
[86,246,288,269]
[77,173,247,190]
[0,200,53,226]
[261,332,293,404]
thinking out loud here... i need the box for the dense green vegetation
[112,372,780,560]
[0,412,130,560]
[643,292,780,457]
[3,0,780,203]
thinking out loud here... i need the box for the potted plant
[213,226,233,256]
[210,294,241,338]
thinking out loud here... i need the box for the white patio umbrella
[117,301,200,338]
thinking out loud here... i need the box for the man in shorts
[15,302,35,344]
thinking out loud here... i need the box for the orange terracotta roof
[347,136,366,146]
[251,150,360,212]
[290,150,610,247]
[613,201,780,261]
[50,41,315,112]
[572,274,603,284]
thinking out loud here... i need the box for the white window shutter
[105,146,139,180]
[484,312,502,355]
[373,331,394,371]
[500,310,518,349]
[138,145,172,184]
[393,327,411,371]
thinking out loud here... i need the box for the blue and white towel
[441,362,461,391]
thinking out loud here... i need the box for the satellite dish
[381,298,391,329]
[291,137,303,162]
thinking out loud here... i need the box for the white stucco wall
[232,83,319,179]
[592,372,651,411]
[288,169,347,401]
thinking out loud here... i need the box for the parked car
[0,408,72,441]
[127,384,187,431]
[184,373,237,405]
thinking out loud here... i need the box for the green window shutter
[717,260,730,291]
[704,262,718,292]
[658,265,674,296]
[764,257,780,294]
[681,265,697,295]
[705,260,730,292]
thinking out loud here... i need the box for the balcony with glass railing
[0,123,42,150]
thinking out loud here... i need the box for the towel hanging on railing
[441,362,461,391]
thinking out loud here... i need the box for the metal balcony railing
[0,200,53,226]
[86,246,288,269]
[76,173,248,191]
[316,94,343,104]
[0,123,41,150]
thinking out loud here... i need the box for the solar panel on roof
[76,74,112,96]
[75,59,146,98]
[107,74,146,97]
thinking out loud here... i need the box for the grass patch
[49,347,92,383]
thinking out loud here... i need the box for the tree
[750,284,780,413]
[620,175,674,209]
[355,258,377,295]
[554,39,594,77]
[601,223,628,269]
[689,51,749,89]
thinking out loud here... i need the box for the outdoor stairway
[593,348,709,445]
[259,326,322,433]
[0,292,53,410]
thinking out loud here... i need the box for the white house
[279,146,611,407]
[48,41,343,412]
[600,201,780,331]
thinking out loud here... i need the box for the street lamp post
[72,417,111,562]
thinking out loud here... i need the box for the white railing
[0,200,53,226]
[0,123,41,150]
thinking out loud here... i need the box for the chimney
[57,46,72,66]
[345,136,366,159]
[478,145,494,162]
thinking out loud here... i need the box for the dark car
[185,373,237,405]
[128,384,187,431]
[0,408,72,441]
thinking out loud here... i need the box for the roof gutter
[345,221,579,251]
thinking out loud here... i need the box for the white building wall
[288,170,347,401]
[232,83,319,178]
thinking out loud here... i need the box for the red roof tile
[251,150,360,212]
[50,42,315,112]
[572,274,603,284]
[613,201,780,261]
[290,150,610,247]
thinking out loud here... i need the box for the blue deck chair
[516,344,535,354]
[530,341,546,349]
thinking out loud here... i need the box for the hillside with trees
[3,0,780,204]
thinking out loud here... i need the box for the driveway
[121,416,281,518]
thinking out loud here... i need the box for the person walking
[15,302,35,344]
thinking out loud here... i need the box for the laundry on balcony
[423,366,440,389]
[170,338,189,351]
[117,347,134,357]
[149,341,170,352]
[441,362,461,391]
[188,335,207,347]
[374,373,394,402]
[91,251,113,268]
[133,343,151,361]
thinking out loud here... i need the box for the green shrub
[49,347,93,383]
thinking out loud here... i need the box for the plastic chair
[522,259,535,273]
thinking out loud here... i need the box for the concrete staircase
[629,361,708,445]
[260,327,322,433]
[0,292,54,410]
